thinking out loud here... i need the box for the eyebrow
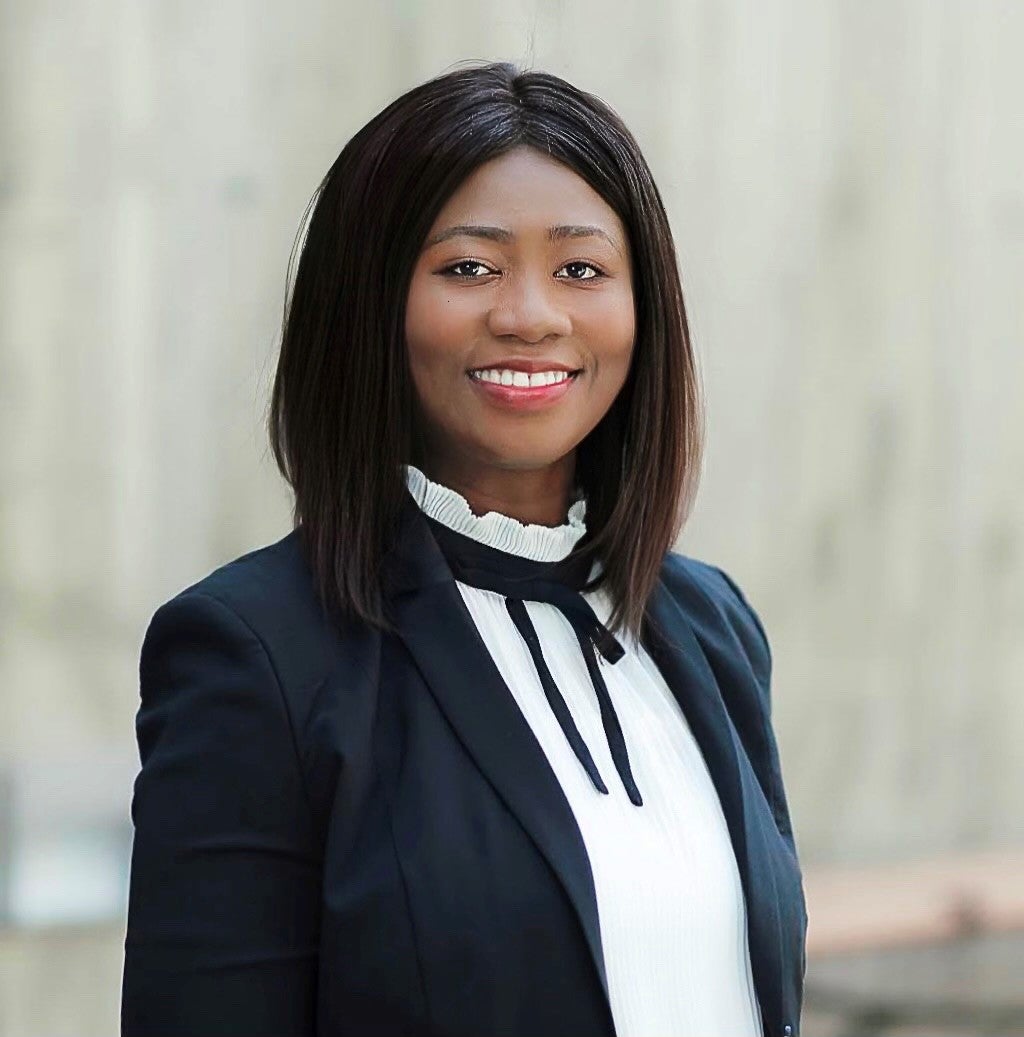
[423,223,622,254]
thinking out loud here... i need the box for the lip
[467,369,581,411]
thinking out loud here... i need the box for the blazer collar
[382,491,782,1027]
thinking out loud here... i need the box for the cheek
[404,276,476,434]
[405,274,478,370]
[581,287,636,377]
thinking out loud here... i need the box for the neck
[414,452,577,528]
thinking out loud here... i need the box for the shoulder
[170,527,314,630]
[143,527,369,715]
[658,550,772,690]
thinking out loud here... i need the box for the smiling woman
[121,61,807,1037]
[261,63,706,641]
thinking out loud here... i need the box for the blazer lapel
[382,495,612,1008]
[643,579,783,1029]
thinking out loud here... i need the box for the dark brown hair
[268,60,704,641]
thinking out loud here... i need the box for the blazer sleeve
[710,565,799,856]
[121,590,321,1037]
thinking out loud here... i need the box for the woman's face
[405,146,636,482]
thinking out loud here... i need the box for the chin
[475,444,578,471]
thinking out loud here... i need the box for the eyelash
[440,259,607,281]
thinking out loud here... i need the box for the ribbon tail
[505,597,610,796]
[575,622,644,807]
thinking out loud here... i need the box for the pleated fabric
[404,464,764,1037]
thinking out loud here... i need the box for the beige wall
[1,1,1022,1030]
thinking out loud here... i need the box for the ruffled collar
[403,464,587,563]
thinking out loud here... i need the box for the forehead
[429,148,626,239]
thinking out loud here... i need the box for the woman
[121,61,806,1037]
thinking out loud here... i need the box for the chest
[303,569,805,1036]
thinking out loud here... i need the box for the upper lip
[467,359,581,374]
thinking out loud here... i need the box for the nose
[485,270,572,344]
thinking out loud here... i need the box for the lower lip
[467,372,580,410]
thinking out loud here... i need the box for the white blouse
[405,465,763,1037]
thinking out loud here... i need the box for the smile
[468,368,580,388]
[466,367,582,411]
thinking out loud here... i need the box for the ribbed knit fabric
[404,465,764,1037]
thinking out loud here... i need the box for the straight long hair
[268,60,704,641]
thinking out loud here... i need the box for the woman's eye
[556,261,603,281]
[443,260,494,278]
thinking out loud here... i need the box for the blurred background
[1,1,1022,1034]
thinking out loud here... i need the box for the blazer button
[783,1026,792,1036]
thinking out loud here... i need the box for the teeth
[470,368,575,388]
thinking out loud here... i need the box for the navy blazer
[121,492,807,1037]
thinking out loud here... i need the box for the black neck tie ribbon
[423,514,643,807]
